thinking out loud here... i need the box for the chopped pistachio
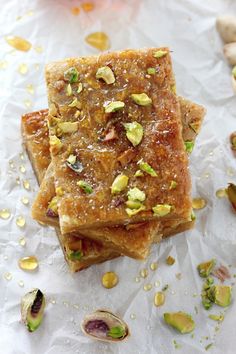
[152,204,171,216]
[66,83,72,96]
[108,326,125,339]
[131,93,152,106]
[227,183,236,211]
[123,121,144,146]
[58,121,78,133]
[77,83,83,93]
[127,187,146,202]
[164,312,195,334]
[111,174,129,194]
[208,314,224,322]
[77,180,93,194]
[202,292,213,310]
[232,66,236,79]
[68,97,81,108]
[104,101,124,113]
[197,260,216,278]
[125,200,143,209]
[166,256,175,266]
[69,250,83,261]
[134,170,144,177]
[153,50,168,58]
[207,285,231,307]
[137,159,157,177]
[49,135,62,153]
[64,67,79,83]
[46,196,58,217]
[184,141,194,153]
[147,67,156,75]
[126,205,146,217]
[67,154,76,165]
[169,180,177,189]
[66,155,83,174]
[96,66,115,84]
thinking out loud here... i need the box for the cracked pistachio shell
[81,309,130,342]
[21,289,46,332]
[216,15,236,43]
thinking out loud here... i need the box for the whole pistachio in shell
[21,288,46,332]
[81,309,130,342]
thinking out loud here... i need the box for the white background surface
[0,1,236,353]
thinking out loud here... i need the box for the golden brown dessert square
[45,48,192,238]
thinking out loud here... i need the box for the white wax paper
[0,1,236,353]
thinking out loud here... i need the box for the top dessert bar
[45,48,192,234]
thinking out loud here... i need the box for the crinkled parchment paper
[0,1,236,353]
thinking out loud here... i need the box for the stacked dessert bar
[21,48,205,272]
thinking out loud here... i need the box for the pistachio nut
[137,159,157,177]
[147,67,156,75]
[111,174,129,194]
[164,312,195,334]
[126,205,146,217]
[68,250,83,261]
[104,101,124,113]
[131,93,152,106]
[21,289,46,332]
[197,259,216,278]
[223,43,236,66]
[169,180,177,189]
[66,154,83,174]
[123,121,144,146]
[46,196,59,217]
[127,187,146,202]
[64,67,79,83]
[77,83,83,93]
[49,135,62,154]
[57,121,78,134]
[184,141,194,153]
[207,285,231,307]
[153,50,168,58]
[96,66,115,84]
[77,180,93,194]
[152,204,171,217]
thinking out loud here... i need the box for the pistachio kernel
[125,200,143,209]
[68,97,81,108]
[102,272,119,289]
[166,256,175,266]
[66,155,83,174]
[137,159,157,177]
[21,289,46,332]
[131,93,152,106]
[227,183,236,211]
[134,170,144,177]
[127,187,146,202]
[49,135,62,154]
[207,285,231,307]
[66,84,72,96]
[46,196,59,217]
[169,180,177,189]
[111,174,129,194]
[64,67,79,83]
[153,50,168,58]
[77,180,93,194]
[208,314,224,322]
[77,83,83,93]
[164,312,195,334]
[58,121,78,133]
[126,205,146,217]
[104,101,124,113]
[96,66,115,84]
[197,259,216,278]
[184,141,194,153]
[152,204,172,216]
[69,250,83,261]
[147,67,156,75]
[123,121,144,147]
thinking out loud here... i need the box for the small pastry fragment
[81,310,130,342]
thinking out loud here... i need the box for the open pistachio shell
[21,288,46,332]
[81,309,130,342]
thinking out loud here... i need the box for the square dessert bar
[45,48,192,235]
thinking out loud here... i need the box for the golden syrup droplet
[154,291,165,307]
[26,84,34,95]
[24,99,32,108]
[130,313,136,320]
[150,262,158,271]
[5,36,32,51]
[143,283,152,291]
[18,256,38,271]
[16,216,26,228]
[71,7,80,15]
[9,160,15,169]
[0,209,11,219]
[23,179,31,190]
[101,271,119,289]
[0,60,8,69]
[19,237,26,246]
[51,298,56,305]
[192,198,206,210]
[18,280,24,287]
[166,255,175,266]
[19,165,26,173]
[4,272,12,281]
[154,280,160,287]
[85,32,110,51]
[18,63,28,75]
[20,152,25,160]
[21,196,29,205]
[82,2,94,12]
[140,268,148,278]
[216,188,228,198]
[34,45,43,53]
[135,276,140,283]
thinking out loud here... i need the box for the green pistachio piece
[153,50,168,58]
[127,187,146,202]
[163,312,195,334]
[77,180,93,194]
[67,154,76,165]
[66,83,72,96]
[77,83,83,93]
[184,141,194,153]
[125,200,143,209]
[202,291,213,310]
[147,67,156,75]
[232,66,236,79]
[111,174,129,194]
[152,204,172,216]
[169,180,177,189]
[197,259,216,278]
[58,121,78,133]
[64,67,79,83]
[108,326,125,339]
[68,97,81,108]
[96,66,115,84]
[137,159,157,177]
[131,93,152,106]
[49,135,63,153]
[46,196,59,217]
[21,289,46,332]
[207,285,231,307]
[126,205,146,217]
[134,170,144,177]
[208,314,224,322]
[123,121,144,146]
[69,250,83,261]
[104,101,124,113]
